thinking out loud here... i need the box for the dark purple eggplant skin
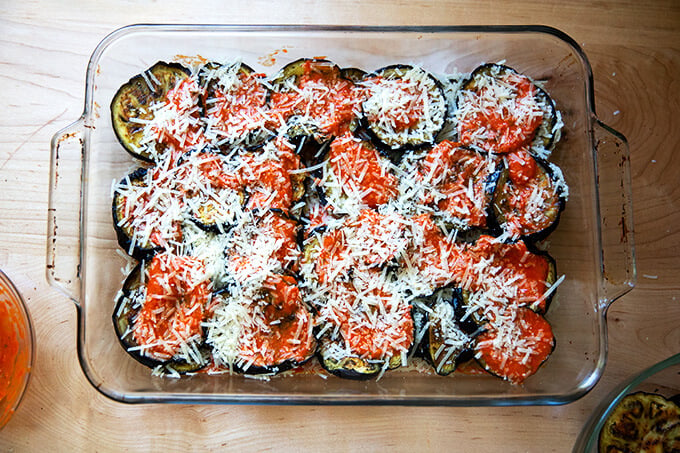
[489,156,566,243]
[316,335,382,380]
[360,64,448,157]
[112,167,164,261]
[414,286,475,376]
[112,261,209,373]
[340,67,367,83]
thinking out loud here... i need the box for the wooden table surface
[1,1,679,451]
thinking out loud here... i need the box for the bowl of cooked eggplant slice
[47,24,635,405]
[573,353,680,452]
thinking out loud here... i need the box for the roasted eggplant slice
[238,140,305,215]
[599,392,680,453]
[175,149,246,233]
[417,140,501,230]
[317,334,382,380]
[340,67,367,83]
[112,254,212,373]
[361,64,447,153]
[112,166,183,260]
[474,307,555,384]
[269,58,362,142]
[455,63,558,155]
[491,152,566,241]
[206,274,316,375]
[199,61,272,149]
[319,133,399,211]
[416,287,475,376]
[110,61,192,162]
[460,236,559,316]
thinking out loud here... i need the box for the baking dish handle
[594,118,636,308]
[47,118,85,305]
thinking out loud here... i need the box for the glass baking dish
[47,24,636,405]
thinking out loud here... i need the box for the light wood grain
[1,1,679,451]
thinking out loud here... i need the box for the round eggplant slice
[319,133,399,212]
[491,153,566,241]
[474,307,555,384]
[460,236,559,316]
[110,61,192,162]
[207,275,316,375]
[340,67,367,83]
[455,63,558,155]
[176,149,246,233]
[199,61,272,150]
[599,392,680,453]
[317,334,383,380]
[361,64,447,154]
[112,166,183,260]
[416,287,474,376]
[417,140,501,230]
[238,142,305,215]
[269,58,362,142]
[112,255,212,373]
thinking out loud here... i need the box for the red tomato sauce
[260,213,300,271]
[238,275,315,368]
[0,294,30,426]
[182,152,241,191]
[408,214,465,288]
[133,254,210,361]
[205,71,269,138]
[153,77,206,152]
[342,303,413,360]
[458,74,543,154]
[465,236,551,312]
[475,307,554,384]
[506,148,537,186]
[314,228,351,284]
[328,134,399,208]
[240,154,294,213]
[269,61,361,137]
[419,141,493,227]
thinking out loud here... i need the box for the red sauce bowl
[0,270,33,429]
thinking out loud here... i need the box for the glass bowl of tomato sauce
[0,270,33,428]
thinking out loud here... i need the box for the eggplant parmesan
[455,63,559,157]
[269,58,363,142]
[361,65,447,153]
[113,253,213,373]
[110,61,201,162]
[110,58,568,383]
[199,61,272,149]
[415,287,475,376]
[206,274,315,375]
[416,140,500,230]
[491,151,567,241]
